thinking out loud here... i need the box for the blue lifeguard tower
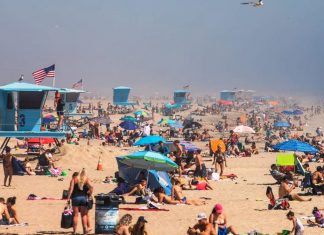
[220,90,236,101]
[0,82,65,152]
[59,88,91,117]
[173,90,191,105]
[113,86,135,106]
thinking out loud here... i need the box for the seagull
[241,0,264,7]
[18,74,24,82]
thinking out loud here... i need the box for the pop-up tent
[276,153,305,176]
[116,157,172,195]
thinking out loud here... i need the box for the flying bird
[18,74,24,82]
[241,0,264,7]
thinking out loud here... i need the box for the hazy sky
[0,0,323,97]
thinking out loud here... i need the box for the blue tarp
[274,121,290,127]
[116,157,172,195]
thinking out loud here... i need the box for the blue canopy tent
[116,157,172,195]
[274,121,290,128]
[113,86,135,106]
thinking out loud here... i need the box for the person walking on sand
[0,146,14,187]
[67,168,93,234]
[213,145,227,176]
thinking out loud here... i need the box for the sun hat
[196,213,207,221]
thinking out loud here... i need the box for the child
[286,211,304,235]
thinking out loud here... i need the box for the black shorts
[175,157,182,166]
[283,194,293,201]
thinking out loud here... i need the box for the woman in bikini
[0,197,11,225]
[209,204,238,235]
[6,197,19,224]
[172,179,206,206]
[154,187,181,205]
[213,145,227,176]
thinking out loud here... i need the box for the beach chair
[300,172,314,195]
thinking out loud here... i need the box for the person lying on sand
[153,187,181,205]
[172,180,206,206]
[279,176,312,202]
[187,213,216,235]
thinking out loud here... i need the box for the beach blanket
[221,173,238,179]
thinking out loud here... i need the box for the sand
[0,108,323,235]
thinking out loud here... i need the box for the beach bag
[87,196,94,210]
[62,190,69,200]
[209,172,220,181]
[60,206,73,229]
[135,196,147,204]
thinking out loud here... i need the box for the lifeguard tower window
[66,93,79,102]
[175,93,185,98]
[18,91,45,109]
[7,94,13,109]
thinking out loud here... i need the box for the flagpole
[53,76,55,87]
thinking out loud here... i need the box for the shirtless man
[172,180,206,206]
[194,150,207,180]
[0,146,14,187]
[279,176,311,201]
[187,213,216,235]
[312,166,324,194]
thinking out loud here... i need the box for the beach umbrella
[134,110,149,117]
[233,125,255,134]
[120,116,137,122]
[180,141,201,151]
[119,151,178,171]
[274,121,290,128]
[42,114,57,124]
[157,119,176,125]
[293,110,303,115]
[119,121,138,130]
[90,116,112,125]
[273,140,319,153]
[134,135,165,146]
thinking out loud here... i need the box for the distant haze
[0,0,323,98]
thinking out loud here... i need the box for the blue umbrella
[118,151,178,171]
[134,136,165,146]
[119,121,138,130]
[282,110,294,115]
[273,140,319,153]
[293,110,303,115]
[274,121,290,128]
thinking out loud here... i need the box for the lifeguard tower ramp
[113,86,135,106]
[0,82,65,153]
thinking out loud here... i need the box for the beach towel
[221,173,238,179]
[27,194,67,200]
[120,207,169,212]
[0,222,28,227]
[210,139,226,153]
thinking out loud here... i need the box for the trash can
[95,193,123,234]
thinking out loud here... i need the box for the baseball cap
[214,203,223,214]
[138,216,148,223]
[196,213,207,221]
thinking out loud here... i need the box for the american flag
[32,64,55,85]
[183,85,190,89]
[72,79,83,89]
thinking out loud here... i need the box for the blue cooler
[95,193,123,234]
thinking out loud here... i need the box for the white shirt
[143,125,150,136]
